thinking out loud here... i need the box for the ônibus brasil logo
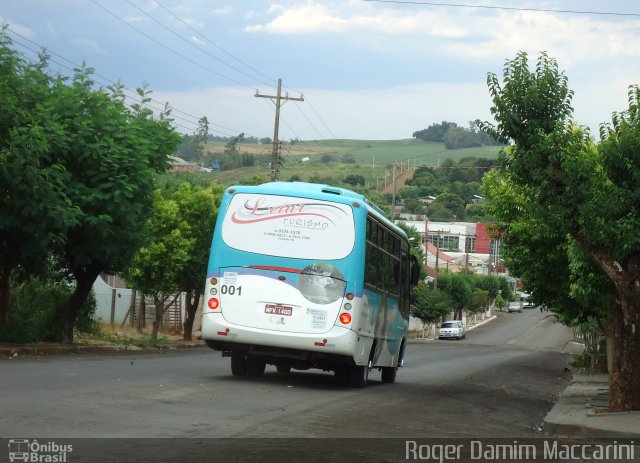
[8,439,73,462]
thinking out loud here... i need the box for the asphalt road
[1,309,575,462]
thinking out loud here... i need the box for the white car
[507,302,523,313]
[438,320,465,340]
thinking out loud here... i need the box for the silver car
[438,320,465,340]
[507,302,523,313]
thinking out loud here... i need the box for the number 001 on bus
[201,181,420,387]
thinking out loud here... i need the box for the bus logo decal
[230,197,345,225]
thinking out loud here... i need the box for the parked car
[523,299,535,308]
[507,302,523,313]
[438,320,465,340]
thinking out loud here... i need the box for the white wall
[93,276,134,325]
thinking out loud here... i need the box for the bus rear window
[221,193,355,260]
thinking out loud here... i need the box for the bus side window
[393,261,400,285]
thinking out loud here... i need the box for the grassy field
[201,138,502,190]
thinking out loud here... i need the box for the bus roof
[225,181,408,239]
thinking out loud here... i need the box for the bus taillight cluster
[208,277,220,311]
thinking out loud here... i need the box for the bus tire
[334,366,349,386]
[276,364,291,374]
[382,341,404,383]
[381,365,397,383]
[246,356,266,377]
[230,355,247,376]
[349,361,370,388]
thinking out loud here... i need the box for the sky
[2,0,640,142]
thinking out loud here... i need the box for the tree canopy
[413,121,503,148]
[480,51,640,412]
[0,28,182,341]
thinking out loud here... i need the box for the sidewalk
[543,374,640,438]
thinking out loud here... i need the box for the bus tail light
[208,298,220,311]
[339,313,351,325]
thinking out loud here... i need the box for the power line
[5,25,246,137]
[150,0,278,87]
[123,0,274,88]
[6,27,200,130]
[91,1,326,141]
[361,0,640,17]
[147,0,339,143]
[304,98,338,140]
[90,0,255,89]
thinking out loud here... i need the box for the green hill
[200,138,502,189]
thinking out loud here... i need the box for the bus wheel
[334,366,349,386]
[380,365,397,383]
[349,361,370,388]
[246,356,266,377]
[230,355,247,376]
[276,364,291,374]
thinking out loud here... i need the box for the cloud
[155,74,633,142]
[211,6,234,16]
[244,2,465,37]
[244,2,640,69]
[451,10,640,67]
[190,35,206,46]
[2,20,36,39]
[69,37,109,56]
[155,82,495,140]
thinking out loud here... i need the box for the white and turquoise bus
[202,182,420,387]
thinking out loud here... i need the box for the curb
[543,377,640,438]
[466,315,497,331]
[0,341,206,358]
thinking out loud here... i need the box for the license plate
[265,304,293,316]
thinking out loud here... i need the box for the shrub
[0,279,97,343]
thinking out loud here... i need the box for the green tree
[194,116,209,165]
[0,31,80,327]
[126,190,194,340]
[410,285,452,336]
[171,182,222,341]
[435,272,471,320]
[468,288,489,315]
[432,192,466,219]
[0,30,181,340]
[224,132,244,156]
[54,78,181,343]
[480,51,640,411]
[344,174,365,186]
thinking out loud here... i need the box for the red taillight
[208,298,220,310]
[339,313,351,324]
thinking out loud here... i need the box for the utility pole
[255,78,304,181]
[434,230,440,290]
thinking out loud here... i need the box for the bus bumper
[201,312,360,360]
